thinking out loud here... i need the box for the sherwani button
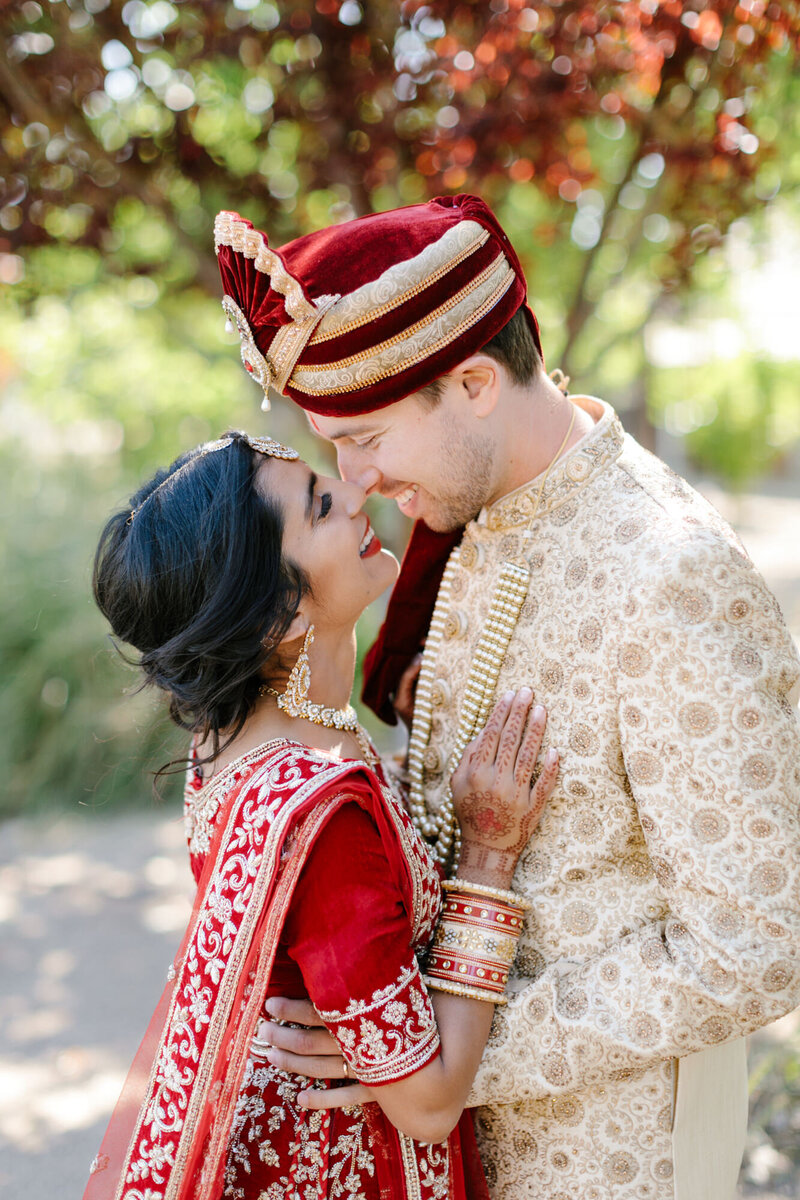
[444,610,468,639]
[423,746,442,772]
[459,540,485,571]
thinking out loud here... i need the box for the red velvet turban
[215,194,540,416]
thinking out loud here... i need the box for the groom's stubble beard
[420,423,494,533]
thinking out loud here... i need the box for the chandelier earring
[260,622,376,765]
[279,624,314,717]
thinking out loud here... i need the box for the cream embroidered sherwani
[416,398,800,1200]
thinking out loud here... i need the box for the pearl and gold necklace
[406,555,529,869]
[263,686,376,766]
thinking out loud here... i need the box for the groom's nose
[340,478,368,516]
[336,444,382,494]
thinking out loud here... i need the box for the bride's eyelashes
[316,492,332,521]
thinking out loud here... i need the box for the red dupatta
[83,742,488,1200]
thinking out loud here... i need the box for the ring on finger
[342,1058,349,1079]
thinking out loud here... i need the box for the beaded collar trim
[480,398,624,533]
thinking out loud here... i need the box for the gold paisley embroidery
[317,961,440,1086]
[483,398,625,531]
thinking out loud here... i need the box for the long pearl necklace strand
[407,406,577,870]
[406,557,530,869]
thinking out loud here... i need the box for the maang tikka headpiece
[127,433,298,524]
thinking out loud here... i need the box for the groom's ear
[454,355,501,419]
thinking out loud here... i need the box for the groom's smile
[392,483,420,515]
[308,385,496,534]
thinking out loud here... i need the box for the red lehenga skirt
[223,1049,487,1199]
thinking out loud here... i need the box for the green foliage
[0,442,185,817]
[652,357,800,488]
[745,1019,800,1191]
[0,286,239,816]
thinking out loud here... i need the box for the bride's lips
[359,518,382,558]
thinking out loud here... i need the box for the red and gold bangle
[423,879,528,1005]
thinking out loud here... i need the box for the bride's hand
[451,690,557,889]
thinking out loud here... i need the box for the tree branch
[575,288,664,383]
[560,34,695,372]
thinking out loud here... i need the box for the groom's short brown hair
[418,308,543,405]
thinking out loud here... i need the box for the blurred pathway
[0,811,193,1199]
[0,487,798,1200]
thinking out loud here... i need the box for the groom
[215,197,800,1199]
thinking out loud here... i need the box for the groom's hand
[393,652,423,730]
[263,997,375,1111]
[261,996,345,1079]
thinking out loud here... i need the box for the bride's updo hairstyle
[93,431,309,769]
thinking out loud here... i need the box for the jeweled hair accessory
[127,433,297,523]
[245,434,298,460]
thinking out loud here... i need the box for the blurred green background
[1,0,799,818]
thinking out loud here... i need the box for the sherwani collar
[474,396,625,534]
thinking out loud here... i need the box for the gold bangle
[425,883,527,1003]
[444,877,531,910]
[425,935,516,997]
[423,974,509,1005]
[434,922,519,966]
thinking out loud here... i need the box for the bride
[85,430,558,1200]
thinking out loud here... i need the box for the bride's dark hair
[93,431,309,774]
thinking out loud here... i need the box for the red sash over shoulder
[84,740,488,1200]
